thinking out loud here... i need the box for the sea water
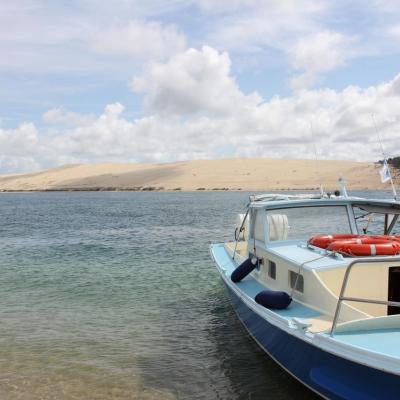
[0,191,393,399]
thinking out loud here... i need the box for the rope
[363,213,373,234]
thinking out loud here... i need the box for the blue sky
[1,0,400,172]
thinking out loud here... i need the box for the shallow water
[0,190,394,399]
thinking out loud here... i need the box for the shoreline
[0,186,387,193]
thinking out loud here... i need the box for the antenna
[371,114,397,200]
[309,121,324,196]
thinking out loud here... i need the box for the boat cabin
[228,194,400,332]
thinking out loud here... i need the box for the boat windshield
[353,206,400,235]
[267,205,352,241]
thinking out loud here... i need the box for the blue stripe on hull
[224,281,400,400]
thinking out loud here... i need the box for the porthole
[268,260,276,280]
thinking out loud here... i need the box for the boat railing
[330,256,400,337]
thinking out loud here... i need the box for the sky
[1,0,400,172]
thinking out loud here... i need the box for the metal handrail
[232,208,249,260]
[330,256,400,336]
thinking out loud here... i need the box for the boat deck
[331,328,400,358]
[212,242,332,332]
[236,278,322,318]
[213,242,400,356]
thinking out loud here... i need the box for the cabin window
[353,206,400,235]
[268,260,276,279]
[289,271,304,293]
[267,206,351,241]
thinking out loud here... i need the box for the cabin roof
[267,242,349,271]
[249,194,400,213]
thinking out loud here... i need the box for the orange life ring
[308,234,360,249]
[308,234,400,249]
[327,240,400,256]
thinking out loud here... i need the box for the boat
[210,188,400,399]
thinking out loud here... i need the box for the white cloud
[0,122,43,171]
[131,46,261,115]
[200,1,325,52]
[104,102,125,117]
[191,1,362,89]
[51,75,400,164]
[288,30,356,90]
[0,122,39,155]
[91,20,186,59]
[387,24,400,40]
[195,0,255,13]
[1,47,400,173]
[0,2,188,75]
[290,31,348,73]
[42,108,96,126]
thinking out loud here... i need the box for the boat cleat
[291,317,312,332]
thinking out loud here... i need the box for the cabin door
[388,267,400,315]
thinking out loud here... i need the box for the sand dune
[0,158,391,191]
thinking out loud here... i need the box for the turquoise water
[0,191,393,399]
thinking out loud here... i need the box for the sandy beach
[0,158,390,192]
